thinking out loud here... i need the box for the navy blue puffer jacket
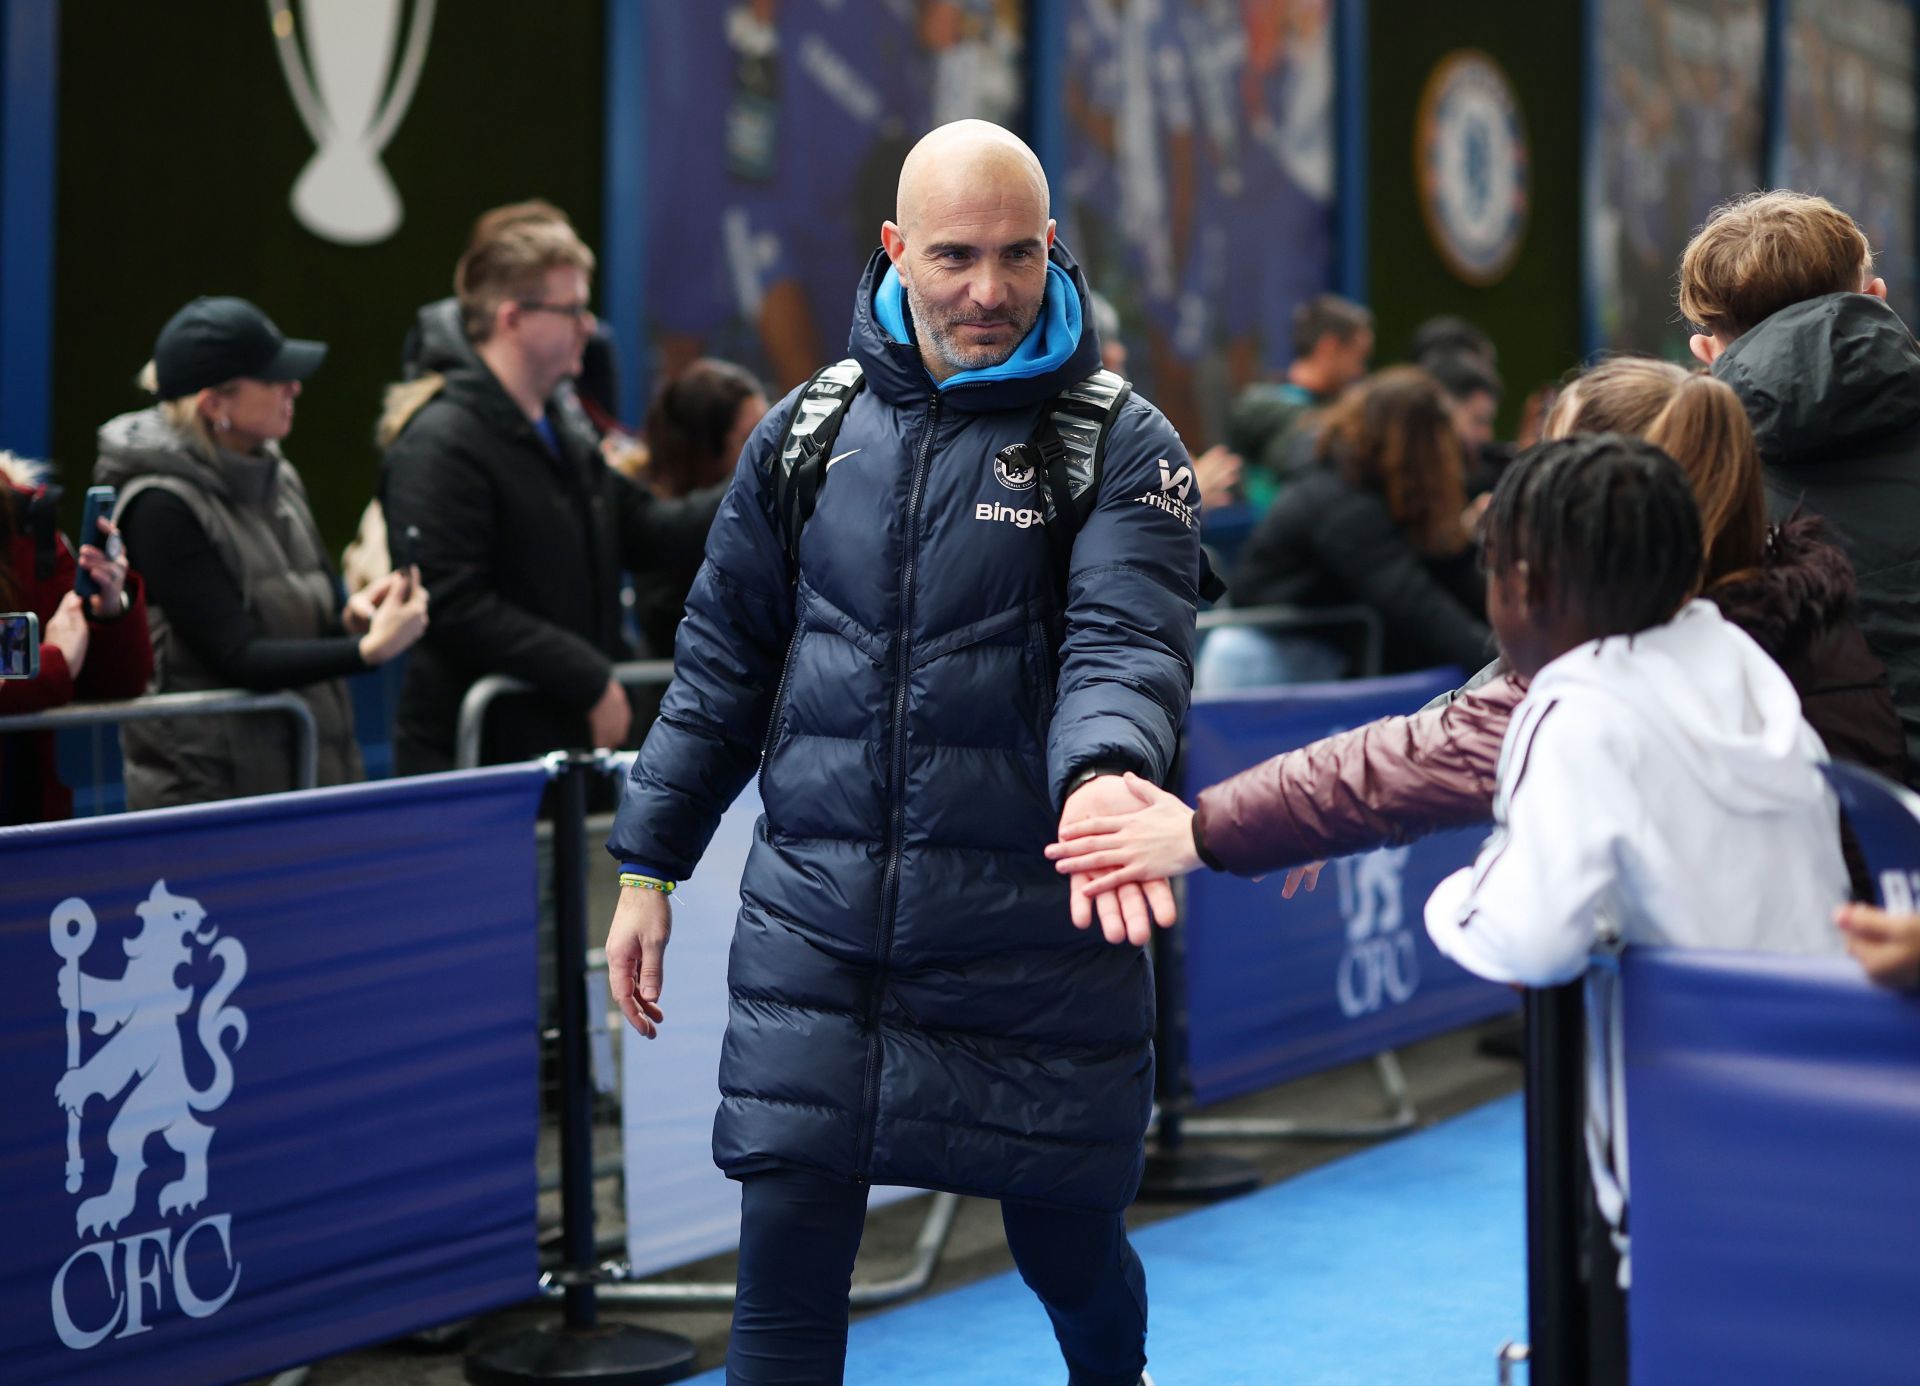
[609,244,1201,1212]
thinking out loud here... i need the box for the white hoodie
[1425,599,1849,1283]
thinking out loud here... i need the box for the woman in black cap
[94,296,430,809]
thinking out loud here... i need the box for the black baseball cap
[152,296,327,399]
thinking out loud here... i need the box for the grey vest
[99,413,362,808]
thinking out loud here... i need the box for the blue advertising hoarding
[1179,670,1517,1106]
[0,766,548,1384]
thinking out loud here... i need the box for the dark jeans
[727,1167,1148,1386]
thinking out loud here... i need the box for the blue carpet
[688,1094,1525,1384]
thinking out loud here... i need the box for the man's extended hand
[606,885,671,1037]
[1058,773,1178,946]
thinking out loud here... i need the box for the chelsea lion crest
[993,445,1039,492]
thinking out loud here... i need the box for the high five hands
[1047,772,1324,942]
[1049,772,1195,944]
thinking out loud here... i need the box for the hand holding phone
[0,611,40,680]
[72,487,119,603]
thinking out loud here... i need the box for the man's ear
[493,297,520,340]
[1045,218,1057,249]
[881,220,908,268]
[1688,333,1721,366]
[1867,276,1889,302]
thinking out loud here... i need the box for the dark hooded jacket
[379,308,719,771]
[1713,292,1920,773]
[608,244,1202,1212]
[1227,461,1491,674]
[1192,516,1902,874]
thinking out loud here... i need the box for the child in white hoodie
[1425,433,1849,1375]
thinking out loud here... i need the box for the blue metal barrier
[1176,669,1517,1108]
[0,766,548,1384]
[1823,760,1920,906]
[1624,948,1920,1386]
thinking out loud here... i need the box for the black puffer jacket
[380,361,719,771]
[1715,292,1920,770]
[1228,463,1491,673]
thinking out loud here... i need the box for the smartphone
[0,612,40,680]
[71,486,118,601]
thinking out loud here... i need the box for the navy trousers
[727,1168,1148,1385]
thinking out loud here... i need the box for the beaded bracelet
[618,873,675,894]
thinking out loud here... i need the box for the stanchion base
[1133,1147,1261,1202]
[464,1324,699,1386]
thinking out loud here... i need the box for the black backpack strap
[770,358,864,569]
[1030,368,1131,597]
[1029,368,1226,605]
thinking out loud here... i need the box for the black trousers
[727,1167,1148,1386]
[1584,1178,1629,1386]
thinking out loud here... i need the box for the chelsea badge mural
[1416,50,1530,287]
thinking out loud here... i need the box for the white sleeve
[1424,697,1627,986]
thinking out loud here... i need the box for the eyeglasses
[516,300,595,321]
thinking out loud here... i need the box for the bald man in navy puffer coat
[607,121,1199,1386]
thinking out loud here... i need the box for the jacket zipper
[856,392,939,1180]
[760,603,804,765]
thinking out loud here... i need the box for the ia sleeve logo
[1132,458,1198,527]
[50,881,246,1350]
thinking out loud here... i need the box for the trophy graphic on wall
[267,0,437,246]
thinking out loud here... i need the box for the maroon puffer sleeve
[1191,672,1526,875]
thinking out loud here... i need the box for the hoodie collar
[848,241,1104,411]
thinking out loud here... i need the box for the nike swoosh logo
[826,449,861,469]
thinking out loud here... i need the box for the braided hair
[1483,433,1704,638]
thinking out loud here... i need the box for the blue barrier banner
[0,767,549,1385]
[1624,949,1920,1386]
[1179,672,1517,1106]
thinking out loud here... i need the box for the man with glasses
[380,203,722,773]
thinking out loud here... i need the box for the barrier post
[466,754,698,1385]
[1522,980,1588,1386]
[1135,887,1261,1203]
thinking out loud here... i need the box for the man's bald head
[894,120,1050,235]
[881,122,1059,382]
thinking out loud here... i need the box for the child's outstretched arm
[1425,698,1626,987]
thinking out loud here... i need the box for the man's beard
[903,277,1043,374]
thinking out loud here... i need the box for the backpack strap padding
[1038,368,1131,528]
[771,358,865,567]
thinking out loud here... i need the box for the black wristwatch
[1063,765,1126,800]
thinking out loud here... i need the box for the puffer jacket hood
[611,237,1199,1212]
[1716,293,1920,467]
[404,297,479,378]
